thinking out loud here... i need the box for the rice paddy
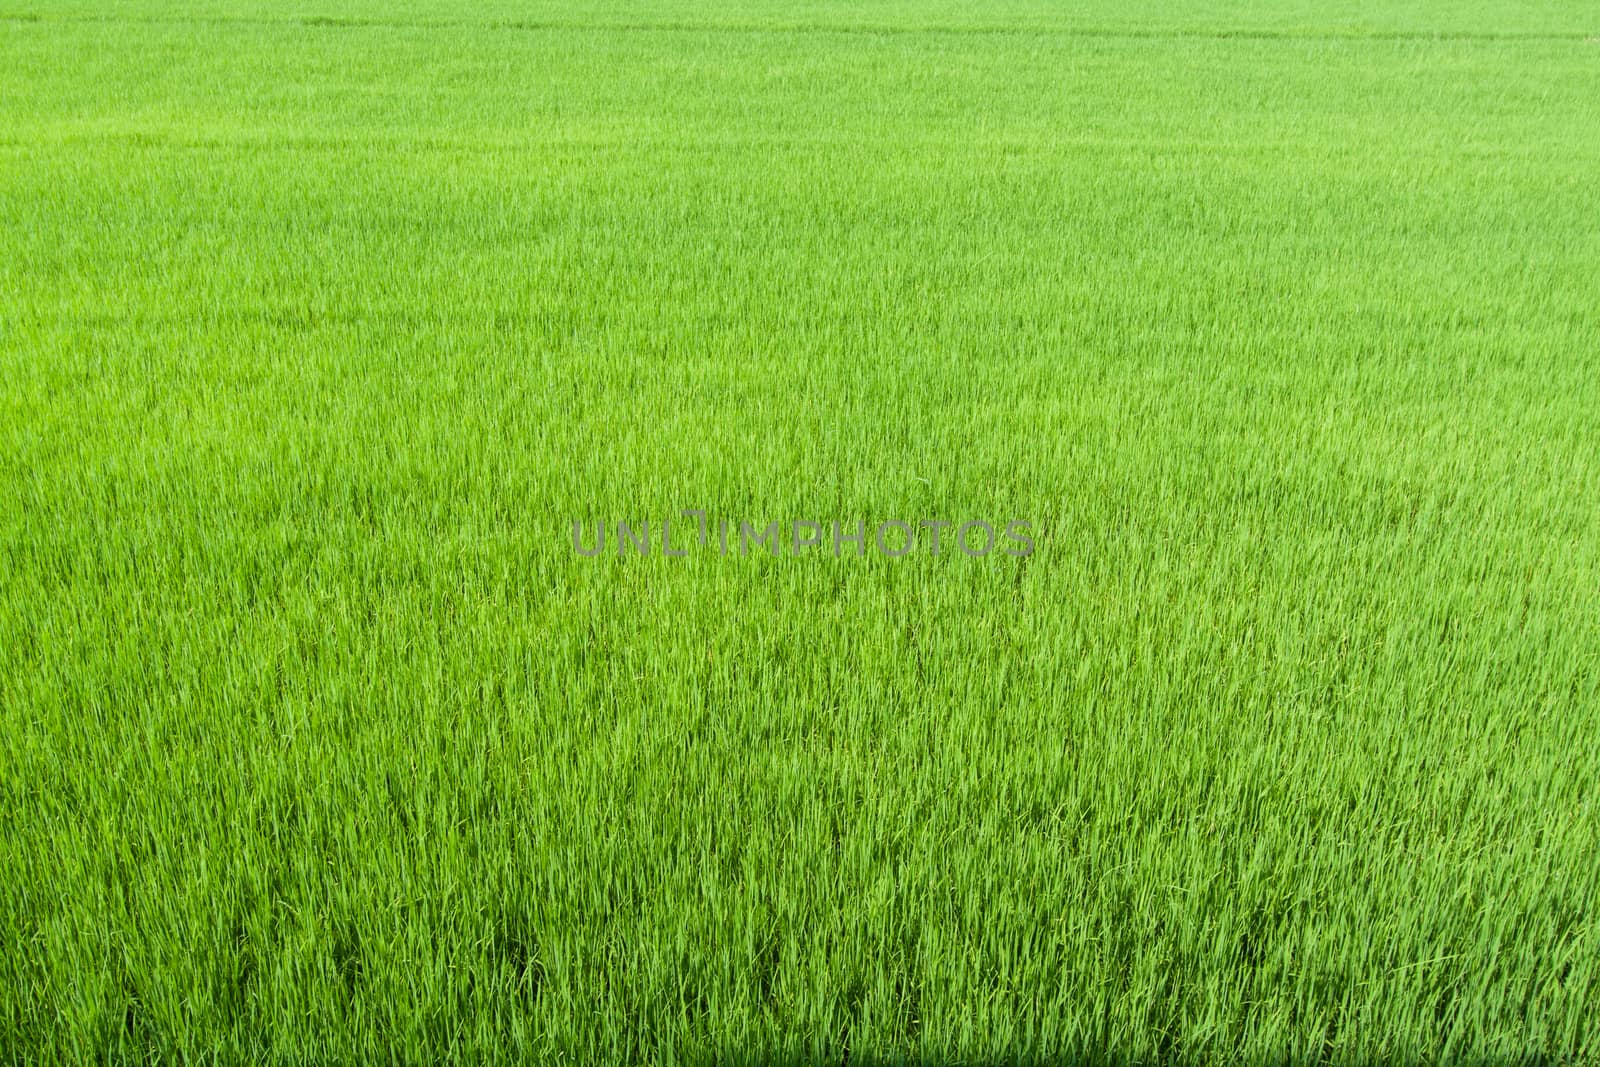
[2,1,1599,1062]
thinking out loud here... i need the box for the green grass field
[3,0,1599,1062]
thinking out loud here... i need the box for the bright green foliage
[2,1,1598,1062]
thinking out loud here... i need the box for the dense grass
[3,1,1599,1062]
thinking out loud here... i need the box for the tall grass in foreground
[2,0,1599,1061]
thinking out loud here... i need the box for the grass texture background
[2,0,1599,1061]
